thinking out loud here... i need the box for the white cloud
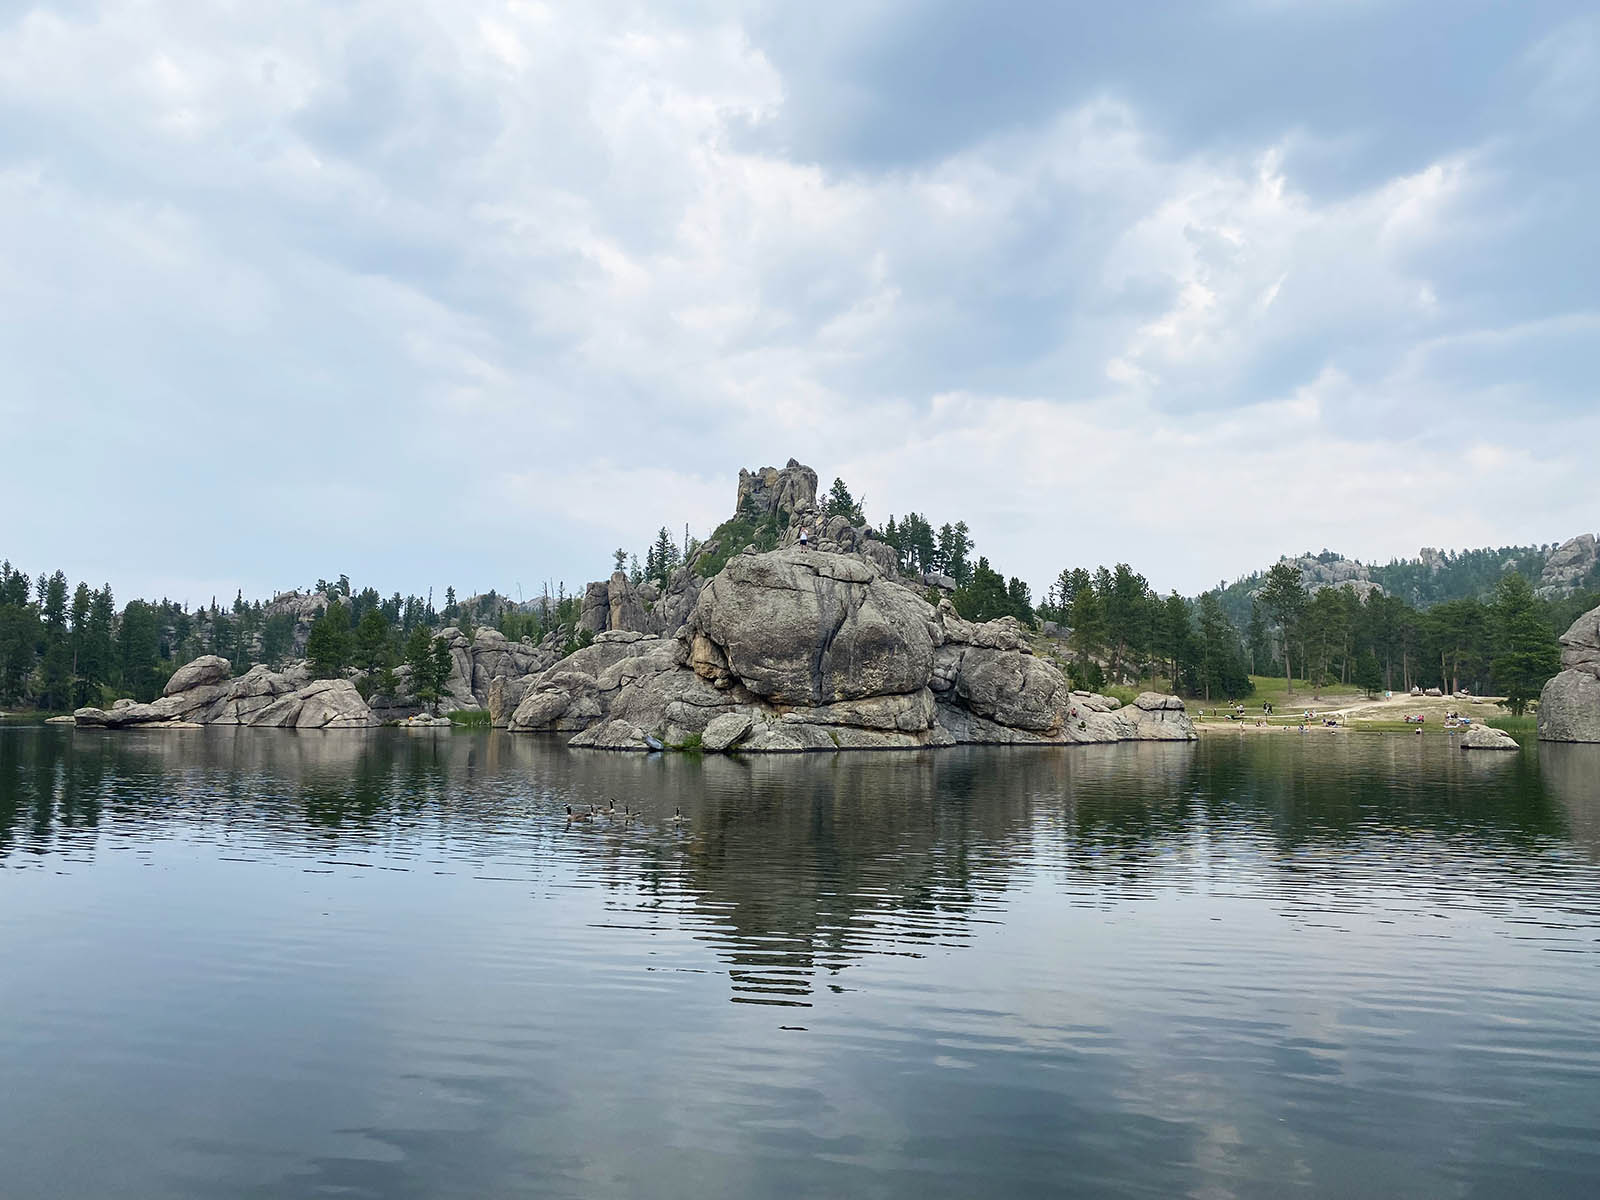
[0,1,1592,603]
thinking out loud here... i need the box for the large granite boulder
[1538,603,1600,743]
[687,548,937,705]
[164,655,232,695]
[701,712,753,752]
[1539,671,1600,742]
[508,632,677,733]
[250,678,375,728]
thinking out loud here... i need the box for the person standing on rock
[798,525,809,549]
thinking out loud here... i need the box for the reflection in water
[1,728,1593,1009]
[2,725,1600,1198]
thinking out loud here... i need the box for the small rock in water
[1459,725,1518,751]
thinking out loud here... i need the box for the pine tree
[1491,573,1559,716]
[305,598,353,679]
[1069,582,1106,665]
[354,608,394,675]
[651,527,679,587]
[69,583,93,706]
[404,626,445,714]
[1355,651,1383,698]
[1162,592,1192,692]
[825,478,859,520]
[432,637,454,708]
[953,558,1011,622]
[1258,562,1307,694]
[1006,577,1034,624]
[85,586,115,704]
[118,600,164,701]
[947,522,972,585]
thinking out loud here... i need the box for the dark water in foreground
[2,726,1598,1199]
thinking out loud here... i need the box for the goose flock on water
[564,798,685,828]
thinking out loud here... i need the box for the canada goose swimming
[671,807,685,825]
[565,805,592,823]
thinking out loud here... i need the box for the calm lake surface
[2,725,1598,1199]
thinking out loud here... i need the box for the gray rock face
[1537,534,1598,599]
[1460,725,1519,751]
[76,657,377,729]
[568,719,652,750]
[652,567,704,635]
[164,655,232,696]
[1252,556,1384,603]
[390,626,562,720]
[1557,604,1600,678]
[262,591,331,657]
[251,678,375,728]
[1538,603,1600,743]
[701,712,753,752]
[573,566,704,643]
[508,546,1195,752]
[688,549,937,706]
[1539,671,1600,742]
[736,459,818,523]
[578,571,667,636]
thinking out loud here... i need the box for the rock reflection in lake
[2,725,1599,1198]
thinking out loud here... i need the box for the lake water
[2,725,1598,1198]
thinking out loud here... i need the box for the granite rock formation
[1536,534,1598,599]
[1538,603,1600,743]
[736,459,818,523]
[510,547,1195,751]
[76,656,377,729]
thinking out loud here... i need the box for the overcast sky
[3,0,1595,606]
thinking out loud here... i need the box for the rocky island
[73,459,1196,751]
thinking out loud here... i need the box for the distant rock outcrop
[1539,603,1600,743]
[1275,555,1384,602]
[75,656,377,729]
[510,547,1195,752]
[1536,534,1598,600]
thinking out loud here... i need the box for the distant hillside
[1212,535,1598,628]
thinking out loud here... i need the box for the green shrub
[447,709,492,729]
[693,510,788,578]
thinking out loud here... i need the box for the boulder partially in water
[76,658,378,730]
[1459,725,1519,751]
[1538,604,1600,743]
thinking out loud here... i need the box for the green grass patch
[1242,674,1367,705]
[1486,714,1537,734]
[672,732,703,753]
[447,709,492,729]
